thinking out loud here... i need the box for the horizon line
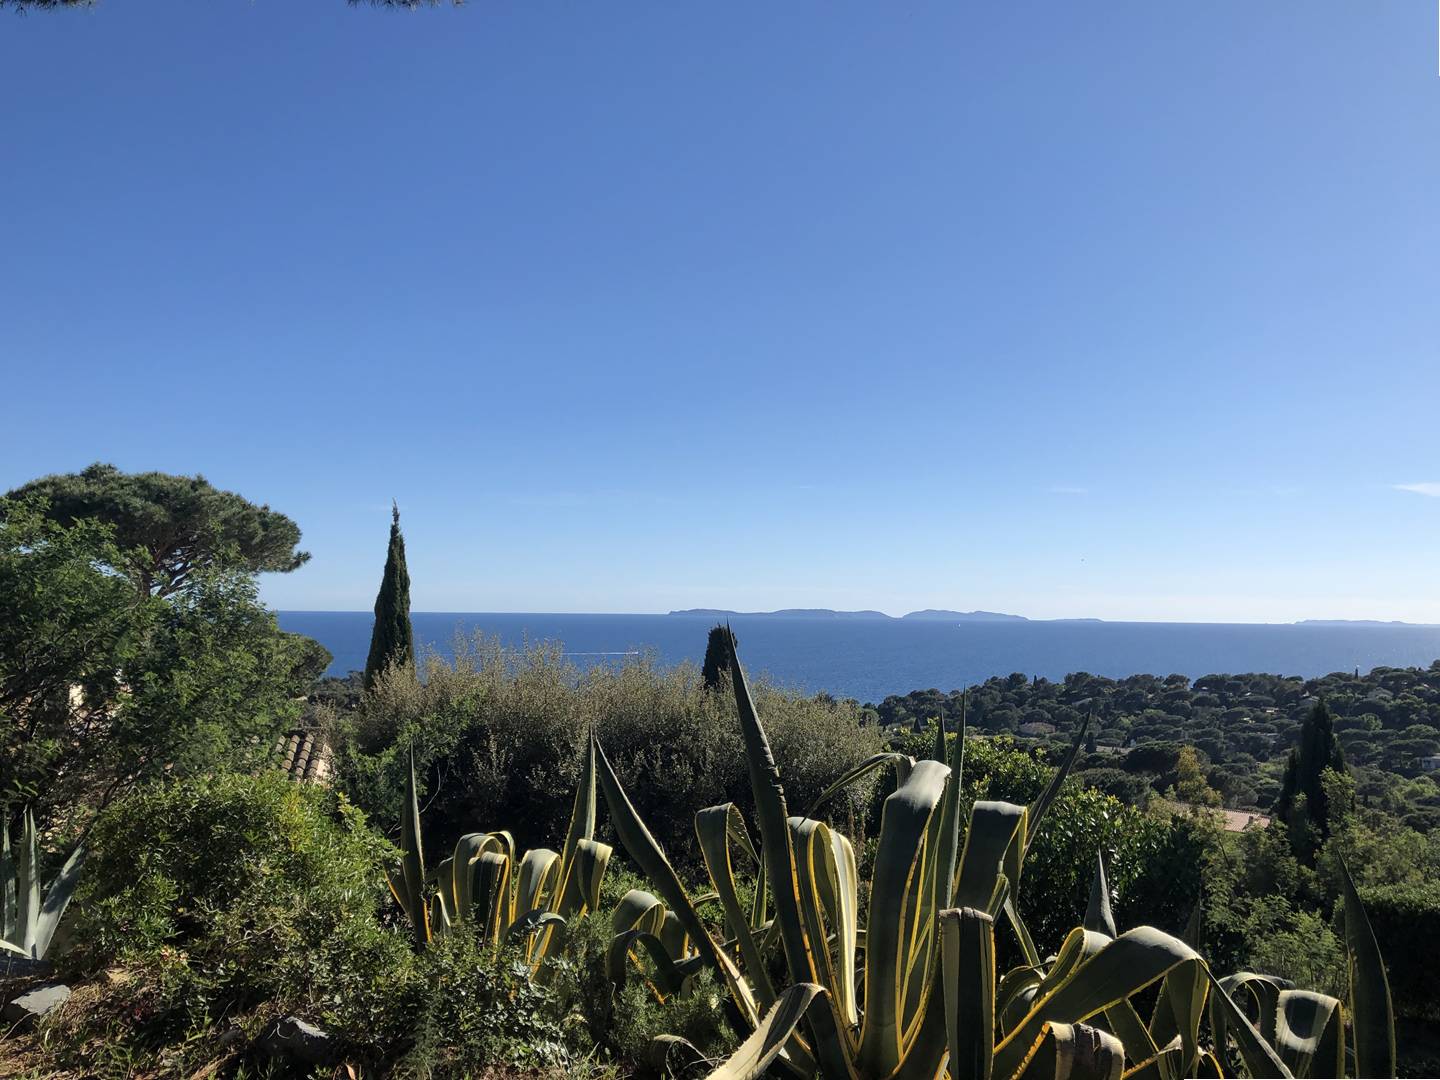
[272,608,1440,627]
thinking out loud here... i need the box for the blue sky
[3,1,1437,621]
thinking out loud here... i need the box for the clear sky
[3,1,1437,622]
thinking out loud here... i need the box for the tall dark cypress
[1276,699,1349,859]
[700,625,737,691]
[364,502,414,691]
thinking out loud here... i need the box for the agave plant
[590,631,1396,1080]
[386,741,613,966]
[0,806,85,961]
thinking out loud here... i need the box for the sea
[276,612,1440,705]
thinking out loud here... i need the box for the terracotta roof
[273,728,333,784]
[1159,799,1269,832]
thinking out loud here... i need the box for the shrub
[1359,881,1440,1021]
[336,637,885,867]
[59,772,414,1068]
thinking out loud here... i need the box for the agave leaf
[31,844,84,961]
[1084,851,1117,938]
[1102,999,1160,1068]
[592,737,759,1023]
[1012,1022,1124,1080]
[700,982,828,1080]
[1026,714,1089,856]
[791,816,860,1028]
[857,759,950,1077]
[993,927,1203,1080]
[396,748,428,946]
[954,801,1027,914]
[1339,860,1396,1079]
[1146,951,1206,1078]
[805,753,917,821]
[18,809,38,953]
[1,814,15,944]
[1114,1036,1181,1080]
[649,1034,710,1078]
[1272,990,1344,1079]
[941,906,996,1080]
[724,634,846,1078]
[557,838,612,918]
[560,734,598,871]
[514,848,562,918]
[1181,897,1202,952]
[450,832,496,919]
[1205,973,1295,1079]
[434,856,456,923]
[723,633,819,994]
[473,850,512,942]
[429,893,451,939]
[610,928,691,997]
[697,803,777,1009]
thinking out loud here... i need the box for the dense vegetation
[870,666,1440,830]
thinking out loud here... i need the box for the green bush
[60,772,413,1067]
[1359,881,1440,1021]
[335,637,885,867]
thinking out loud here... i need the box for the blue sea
[276,612,1440,705]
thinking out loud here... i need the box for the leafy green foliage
[364,502,415,692]
[1277,701,1350,861]
[1,497,323,824]
[334,636,885,868]
[873,665,1440,832]
[1356,881,1440,1022]
[7,463,309,599]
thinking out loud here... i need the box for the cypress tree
[364,502,414,691]
[700,625,736,691]
[1276,699,1349,859]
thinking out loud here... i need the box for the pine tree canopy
[6,463,309,599]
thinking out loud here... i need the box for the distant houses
[1418,754,1440,773]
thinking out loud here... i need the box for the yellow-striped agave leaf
[701,982,828,1080]
[941,906,996,1080]
[993,928,1205,1080]
[560,837,612,918]
[803,753,917,821]
[1340,860,1396,1079]
[515,848,563,917]
[386,747,429,946]
[592,735,757,1022]
[473,850,512,943]
[697,803,777,1009]
[560,734,599,871]
[1145,947,1207,1078]
[1025,714,1089,858]
[1013,1022,1124,1080]
[1084,852,1117,938]
[723,633,818,997]
[1204,973,1294,1079]
[725,633,861,1080]
[1116,1036,1182,1080]
[856,758,950,1077]
[451,832,496,920]
[1273,990,1345,1079]
[791,816,861,1028]
[954,801,1027,916]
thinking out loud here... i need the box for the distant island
[900,609,1028,622]
[1296,619,1430,627]
[667,607,1028,622]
